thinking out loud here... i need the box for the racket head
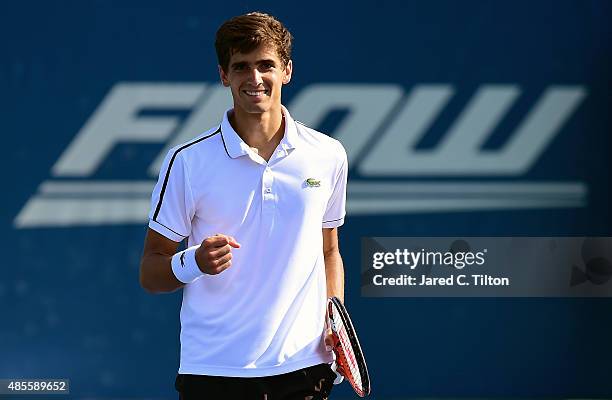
[327,296,371,397]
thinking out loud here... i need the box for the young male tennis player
[139,12,348,399]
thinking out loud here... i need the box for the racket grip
[330,362,345,385]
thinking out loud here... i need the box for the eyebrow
[230,61,248,69]
[257,59,277,66]
[230,59,277,69]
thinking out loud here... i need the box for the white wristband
[171,245,204,284]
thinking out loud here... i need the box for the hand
[195,234,241,275]
[324,327,335,352]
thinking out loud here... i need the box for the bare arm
[140,228,241,294]
[323,227,344,303]
[139,228,184,293]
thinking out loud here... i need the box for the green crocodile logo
[305,178,321,187]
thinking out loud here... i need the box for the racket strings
[328,297,370,397]
[332,310,363,388]
[338,325,361,382]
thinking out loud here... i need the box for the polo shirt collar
[279,105,299,152]
[220,105,299,159]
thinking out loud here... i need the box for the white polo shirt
[148,106,348,377]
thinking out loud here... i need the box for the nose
[247,67,263,85]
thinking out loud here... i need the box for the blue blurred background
[1,0,611,398]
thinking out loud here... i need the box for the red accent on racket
[327,296,371,397]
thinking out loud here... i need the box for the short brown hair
[215,12,293,73]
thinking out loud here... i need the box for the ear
[219,65,230,87]
[282,60,293,85]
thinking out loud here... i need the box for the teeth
[245,90,267,96]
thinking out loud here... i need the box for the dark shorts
[175,363,336,400]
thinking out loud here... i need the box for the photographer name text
[373,274,510,286]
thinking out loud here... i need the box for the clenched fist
[195,234,241,275]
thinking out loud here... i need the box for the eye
[232,63,248,72]
[260,63,274,71]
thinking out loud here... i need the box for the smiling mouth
[243,90,269,96]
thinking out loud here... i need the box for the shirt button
[265,188,272,193]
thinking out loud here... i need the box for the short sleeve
[148,149,194,242]
[322,145,348,228]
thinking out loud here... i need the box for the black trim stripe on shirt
[150,219,187,238]
[219,127,231,158]
[152,127,221,221]
[323,217,344,224]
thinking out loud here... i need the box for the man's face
[219,44,292,115]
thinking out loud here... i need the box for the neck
[229,106,285,150]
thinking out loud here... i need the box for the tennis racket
[327,296,371,397]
